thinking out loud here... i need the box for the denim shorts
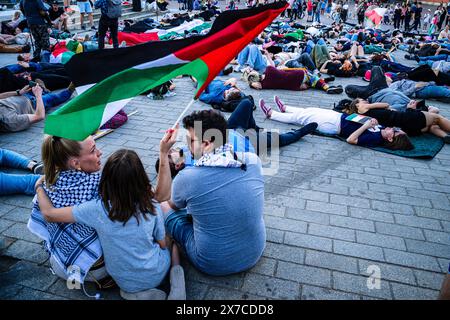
[164,208,194,253]
[77,1,93,14]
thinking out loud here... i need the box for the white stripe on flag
[133,54,189,70]
[99,98,134,127]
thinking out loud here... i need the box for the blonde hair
[41,135,82,187]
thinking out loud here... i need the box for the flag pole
[172,98,195,129]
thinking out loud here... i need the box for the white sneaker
[120,288,167,300]
[167,265,186,300]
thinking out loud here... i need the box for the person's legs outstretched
[227,98,257,130]
[297,52,317,72]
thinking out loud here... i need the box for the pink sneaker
[274,95,286,113]
[258,99,272,118]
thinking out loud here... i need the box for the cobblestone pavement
[1,3,449,300]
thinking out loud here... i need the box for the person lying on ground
[0,82,73,133]
[0,148,43,196]
[155,97,318,177]
[258,95,414,150]
[199,77,243,105]
[346,98,450,143]
[244,66,342,93]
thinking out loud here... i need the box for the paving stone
[205,286,266,300]
[276,261,332,288]
[0,204,15,217]
[356,231,406,251]
[184,266,244,291]
[0,284,23,299]
[348,188,390,202]
[415,207,450,222]
[249,257,277,277]
[4,240,48,264]
[264,216,307,234]
[333,240,384,261]
[384,249,441,272]
[263,242,305,264]
[301,285,360,300]
[1,261,57,291]
[185,281,209,300]
[371,201,414,215]
[330,216,375,232]
[12,287,68,300]
[305,200,348,216]
[423,229,450,246]
[349,208,394,223]
[285,208,330,225]
[241,273,300,300]
[413,270,446,291]
[375,222,425,241]
[2,223,42,244]
[0,220,14,234]
[266,228,285,244]
[394,214,443,231]
[308,223,356,242]
[358,260,416,286]
[1,207,32,223]
[330,194,370,209]
[305,250,358,274]
[391,283,438,300]
[404,239,450,259]
[284,232,333,252]
[332,272,392,299]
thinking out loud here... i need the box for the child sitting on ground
[36,135,186,300]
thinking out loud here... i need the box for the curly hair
[182,109,228,148]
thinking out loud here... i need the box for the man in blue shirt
[20,0,50,62]
[199,77,242,105]
[160,109,266,276]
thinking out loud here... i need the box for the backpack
[106,0,122,19]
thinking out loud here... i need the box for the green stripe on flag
[45,59,209,141]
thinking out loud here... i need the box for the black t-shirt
[326,61,355,77]
[49,7,64,21]
[339,114,384,147]
[364,109,426,136]
[415,7,422,20]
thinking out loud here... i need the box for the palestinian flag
[44,1,287,141]
[49,40,83,64]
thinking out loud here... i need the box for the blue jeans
[419,54,449,62]
[314,12,320,23]
[380,60,413,73]
[415,85,450,100]
[0,149,40,195]
[237,44,267,73]
[25,89,72,110]
[285,53,317,72]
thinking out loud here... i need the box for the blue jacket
[199,80,232,105]
[20,0,49,26]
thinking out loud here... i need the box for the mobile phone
[29,81,37,87]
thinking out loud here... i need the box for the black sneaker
[323,76,335,83]
[444,135,450,144]
[327,86,343,94]
[31,162,44,175]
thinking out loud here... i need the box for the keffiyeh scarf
[28,170,102,282]
[195,144,247,170]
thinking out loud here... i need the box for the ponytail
[41,135,82,187]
